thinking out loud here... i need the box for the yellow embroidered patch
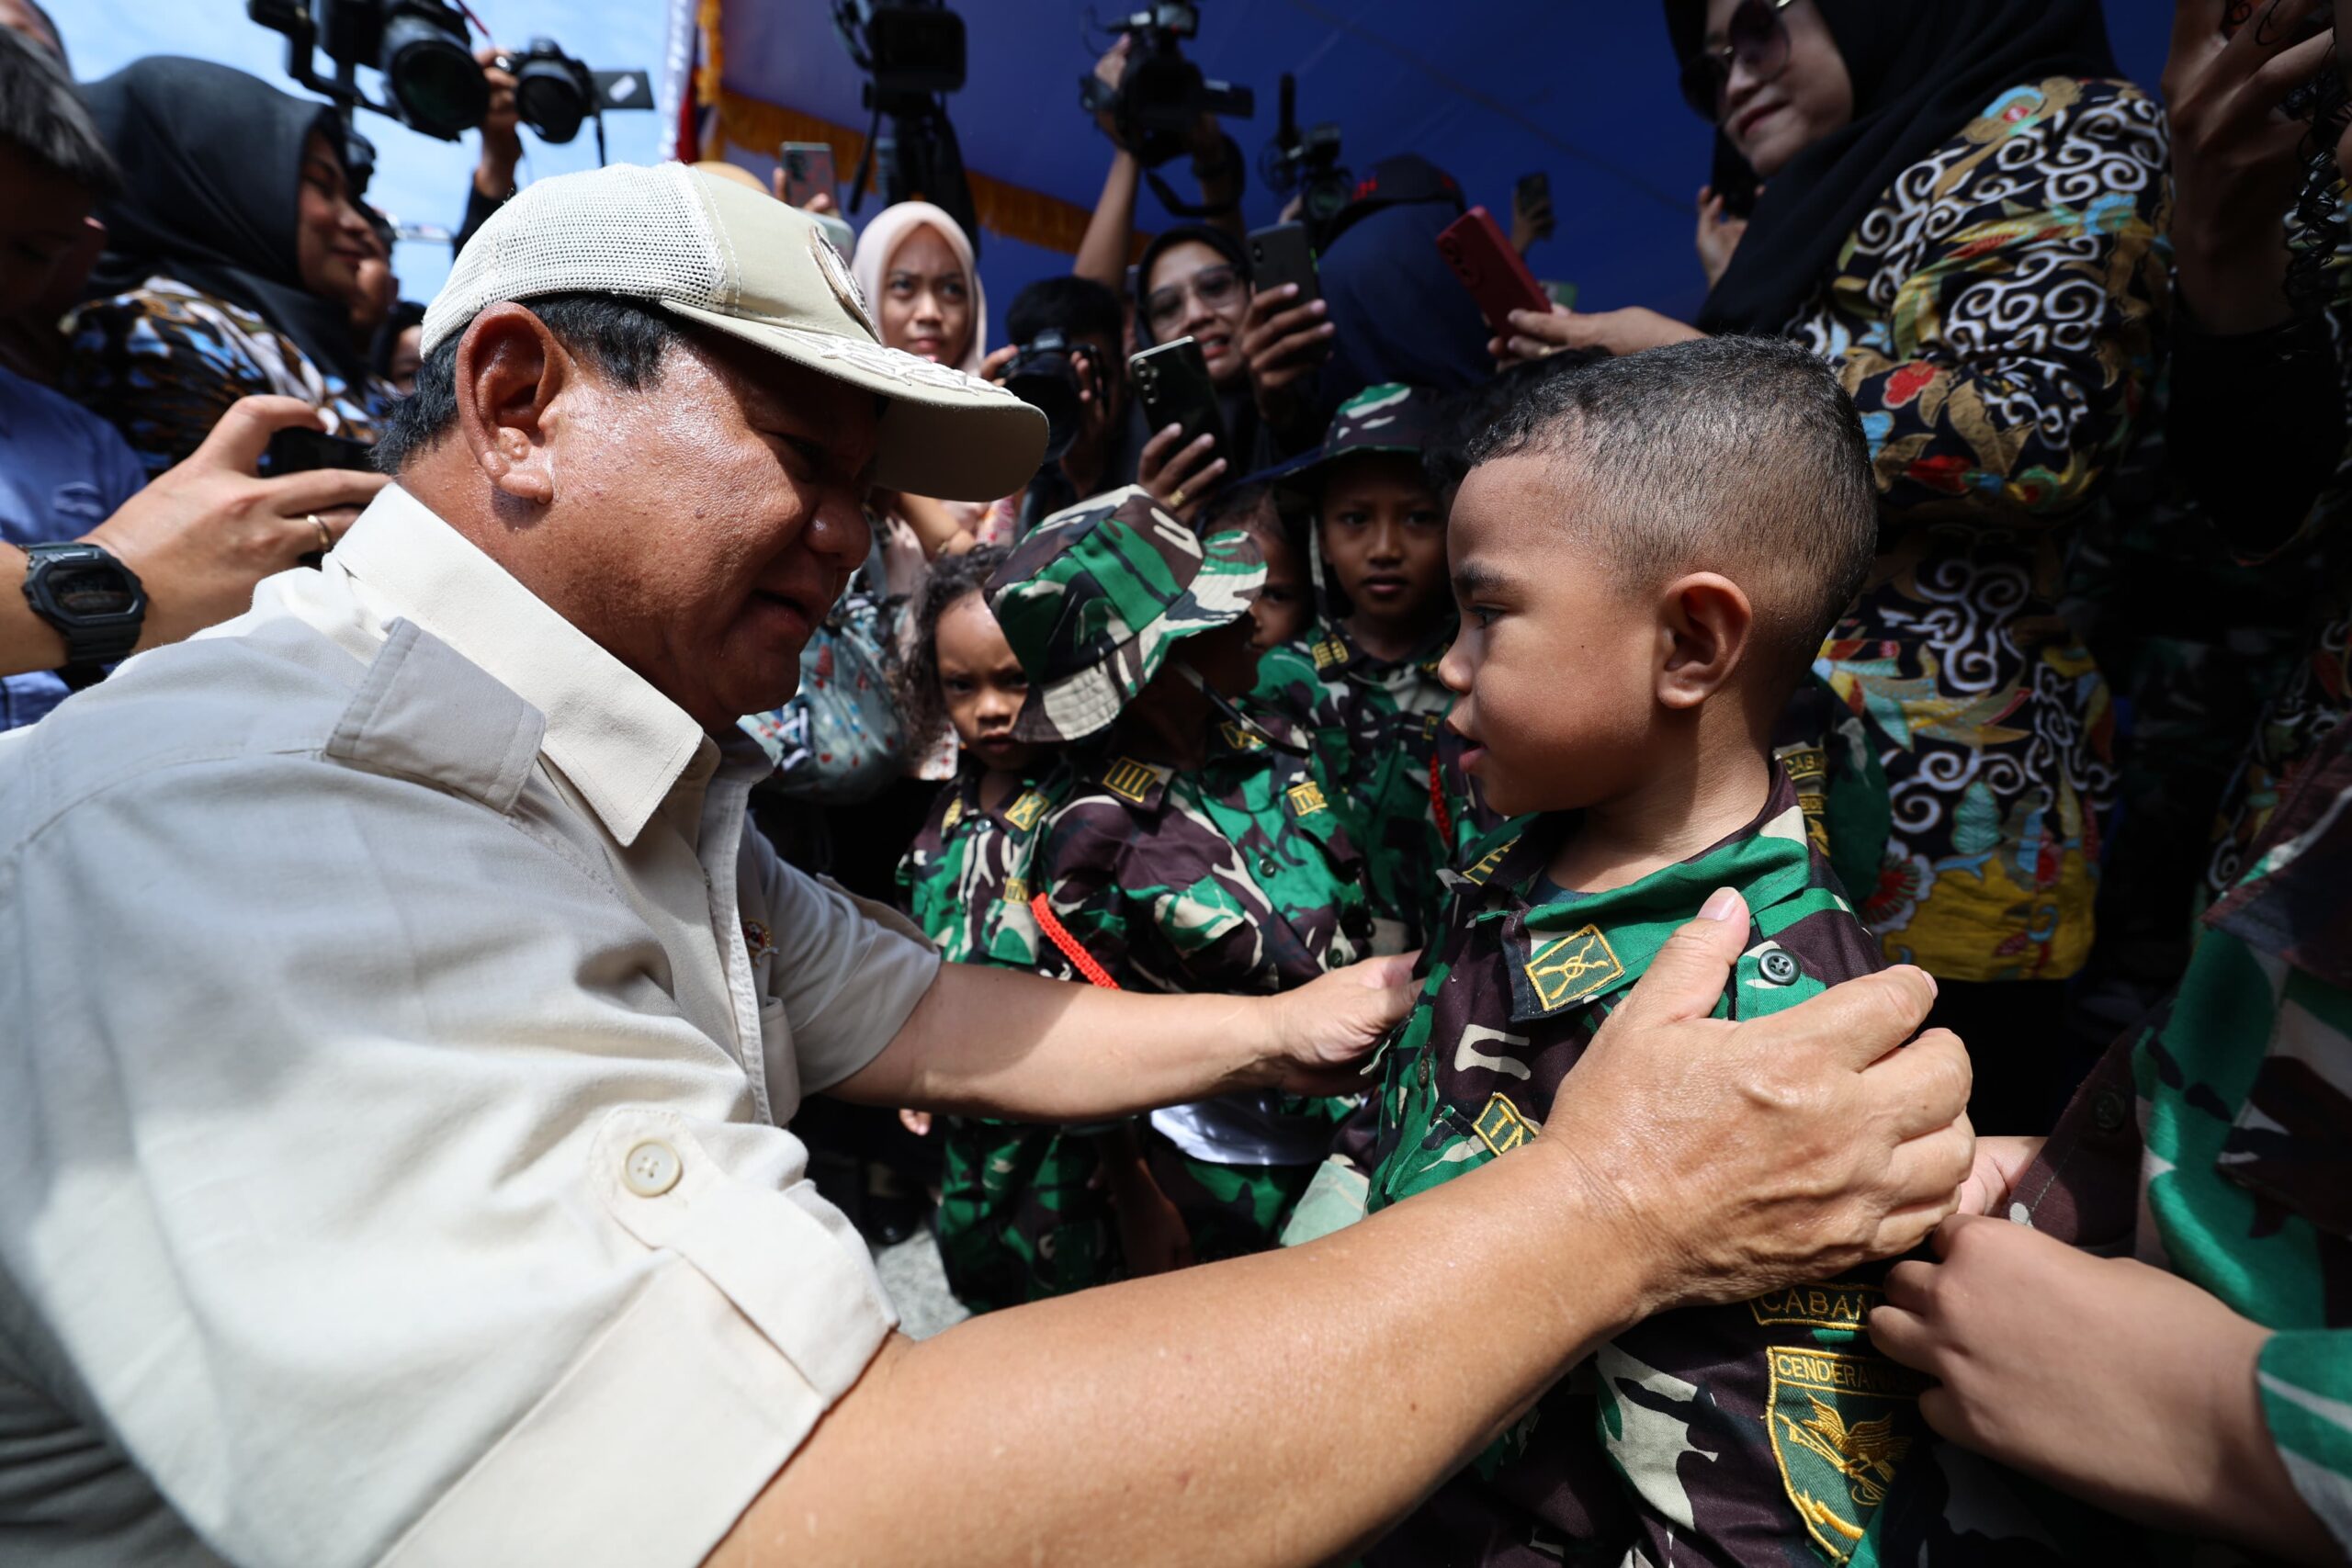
[1102,759,1157,805]
[1522,925,1625,1010]
[1748,1279,1883,1333]
[1220,720,1266,751]
[1311,636,1346,670]
[1002,874,1029,905]
[1777,744,1831,858]
[1463,838,1518,885]
[1003,790,1048,829]
[940,796,965,832]
[1287,780,1329,817]
[1766,1348,1927,1564]
[1472,1092,1534,1156]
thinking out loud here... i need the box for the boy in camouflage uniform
[1283,382,1482,950]
[1357,342,2075,1565]
[987,486,1375,1260]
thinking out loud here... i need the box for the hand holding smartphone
[777,141,837,209]
[1247,222,1318,307]
[1436,206,1553,338]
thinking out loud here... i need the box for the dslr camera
[1080,2,1253,168]
[248,0,650,144]
[1002,330,1094,464]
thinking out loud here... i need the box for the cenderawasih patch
[1765,1347,1927,1563]
[1522,924,1624,1010]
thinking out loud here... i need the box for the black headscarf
[1663,0,2119,335]
[82,57,365,384]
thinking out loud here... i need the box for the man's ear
[450,302,574,507]
[1656,571,1752,711]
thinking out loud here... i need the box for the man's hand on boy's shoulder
[1536,887,1973,1318]
[1258,951,1421,1094]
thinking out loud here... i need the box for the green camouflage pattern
[1357,767,2088,1566]
[1268,381,1445,495]
[1031,710,1374,1255]
[898,765,1119,1313]
[2017,717,2352,1563]
[986,484,1264,743]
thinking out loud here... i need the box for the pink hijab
[848,200,988,376]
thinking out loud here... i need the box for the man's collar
[329,485,712,846]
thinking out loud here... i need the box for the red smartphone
[1437,206,1552,338]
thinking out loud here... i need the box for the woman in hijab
[63,58,390,474]
[847,200,1001,556]
[1503,1,2167,1131]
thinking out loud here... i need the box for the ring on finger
[307,513,333,555]
[1168,487,1188,509]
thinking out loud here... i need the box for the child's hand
[1870,1213,2332,1560]
[1113,1180,1194,1278]
[1954,1134,2043,1217]
[899,1108,933,1137]
[1263,952,1421,1094]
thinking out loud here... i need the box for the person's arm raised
[713,893,1972,1567]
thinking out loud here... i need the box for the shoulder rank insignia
[1766,1348,1927,1562]
[1286,780,1329,817]
[1101,758,1159,806]
[1473,1092,1536,1156]
[939,795,965,832]
[1523,924,1625,1010]
[1220,720,1266,752]
[1002,789,1048,829]
[1462,838,1518,886]
[1310,635,1347,671]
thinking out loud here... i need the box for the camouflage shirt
[1034,711,1373,1168]
[1306,615,1461,949]
[2015,717,2352,1563]
[1360,767,2082,1566]
[898,764,1063,967]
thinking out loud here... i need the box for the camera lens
[514,49,589,144]
[1006,338,1082,463]
[380,10,487,138]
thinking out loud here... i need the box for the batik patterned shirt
[63,274,389,475]
[1793,77,2169,983]
[1360,768,2085,1566]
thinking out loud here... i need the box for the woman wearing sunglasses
[1502,0,2167,1135]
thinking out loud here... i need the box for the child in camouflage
[1356,339,2085,1566]
[986,485,1377,1262]
[893,549,1125,1311]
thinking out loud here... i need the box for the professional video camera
[832,0,981,256]
[1260,73,1351,243]
[247,0,651,152]
[1002,329,1089,463]
[1080,3,1253,171]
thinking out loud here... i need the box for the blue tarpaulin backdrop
[709,2,2170,323]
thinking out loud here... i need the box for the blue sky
[55,0,674,303]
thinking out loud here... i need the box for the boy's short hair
[1005,275,1123,348]
[1464,335,1877,696]
[0,24,118,197]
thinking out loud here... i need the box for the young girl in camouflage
[988,487,1376,1261]
[894,548,1131,1311]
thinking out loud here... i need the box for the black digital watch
[20,540,146,686]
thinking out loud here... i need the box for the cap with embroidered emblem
[421,162,1045,502]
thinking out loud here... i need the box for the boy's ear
[1655,572,1752,711]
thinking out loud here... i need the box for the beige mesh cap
[420,163,1046,502]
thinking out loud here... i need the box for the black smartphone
[1247,221,1317,306]
[1513,171,1554,240]
[1710,138,1760,219]
[265,428,377,475]
[1129,336,1227,461]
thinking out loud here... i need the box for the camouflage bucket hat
[1264,382,1443,496]
[985,485,1265,742]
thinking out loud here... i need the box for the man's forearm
[712,1138,1649,1568]
[0,544,70,676]
[835,964,1281,1119]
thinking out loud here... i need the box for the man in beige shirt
[0,164,1976,1568]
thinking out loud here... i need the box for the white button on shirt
[0,486,941,1568]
